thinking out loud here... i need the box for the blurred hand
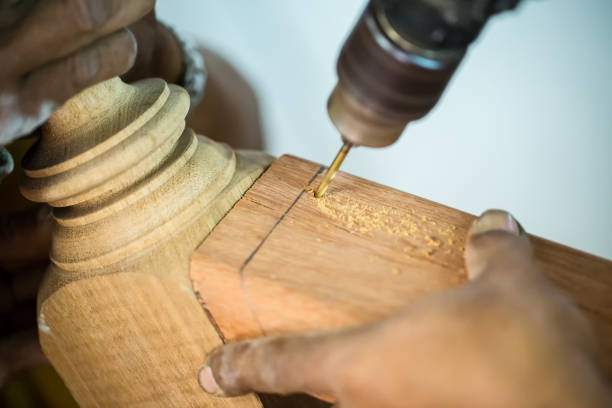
[199,210,612,407]
[123,10,184,85]
[0,0,155,145]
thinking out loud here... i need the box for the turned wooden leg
[21,77,271,407]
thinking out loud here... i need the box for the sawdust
[311,191,461,259]
[425,236,441,248]
[423,248,436,256]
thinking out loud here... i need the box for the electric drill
[315,0,522,197]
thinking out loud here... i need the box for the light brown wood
[21,77,272,407]
[191,154,612,377]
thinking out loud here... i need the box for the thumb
[199,329,352,398]
[465,209,536,283]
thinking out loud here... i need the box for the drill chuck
[328,0,520,148]
[328,3,464,147]
[318,0,520,197]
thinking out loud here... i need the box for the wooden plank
[191,155,612,378]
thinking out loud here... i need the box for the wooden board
[191,154,612,377]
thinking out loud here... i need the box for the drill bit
[315,141,352,198]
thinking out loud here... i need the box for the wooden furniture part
[20,77,273,407]
[192,155,612,378]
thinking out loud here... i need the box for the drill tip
[314,142,352,198]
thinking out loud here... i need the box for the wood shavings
[423,248,436,256]
[425,236,441,248]
[311,193,461,260]
[313,193,400,235]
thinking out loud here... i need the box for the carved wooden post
[20,77,271,407]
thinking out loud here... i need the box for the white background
[157,0,612,259]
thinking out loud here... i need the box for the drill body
[328,0,522,148]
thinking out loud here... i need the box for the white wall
[157,0,612,259]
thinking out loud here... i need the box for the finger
[0,0,37,31]
[5,0,154,75]
[199,330,352,398]
[20,28,137,113]
[464,209,536,283]
[0,204,52,266]
[122,11,159,82]
[466,211,602,363]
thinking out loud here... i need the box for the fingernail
[198,365,224,396]
[469,209,522,237]
[124,29,138,66]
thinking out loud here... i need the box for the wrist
[153,23,184,84]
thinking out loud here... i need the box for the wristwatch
[163,23,207,111]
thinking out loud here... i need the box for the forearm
[186,48,264,150]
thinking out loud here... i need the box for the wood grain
[191,154,612,378]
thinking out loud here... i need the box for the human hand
[0,0,154,145]
[198,210,612,407]
[122,10,184,85]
